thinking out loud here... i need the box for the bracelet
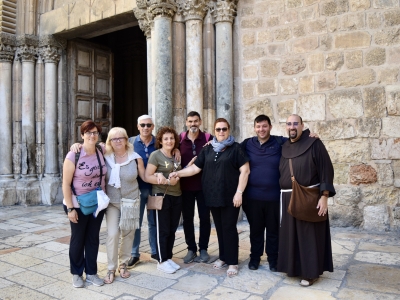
[236,190,243,194]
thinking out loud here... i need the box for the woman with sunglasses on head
[144,126,182,274]
[169,118,250,277]
[62,120,107,288]
[103,127,146,284]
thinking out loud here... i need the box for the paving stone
[337,288,399,299]
[332,254,352,269]
[37,281,112,299]
[269,285,334,299]
[354,251,400,266]
[154,288,201,300]
[36,229,70,238]
[45,253,70,267]
[87,280,157,298]
[222,267,281,294]
[331,239,357,255]
[36,241,70,252]
[1,233,53,248]
[0,278,15,289]
[16,246,58,259]
[0,284,55,300]
[358,242,400,253]
[0,247,19,254]
[320,270,346,281]
[347,264,400,294]
[173,274,218,294]
[283,276,341,292]
[124,273,176,291]
[0,261,24,277]
[205,286,250,300]
[0,252,44,268]
[7,270,58,289]
[27,261,69,277]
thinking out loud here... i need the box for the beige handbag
[147,186,168,210]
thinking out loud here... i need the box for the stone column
[16,35,38,179]
[183,0,208,119]
[149,0,177,129]
[40,44,61,176]
[211,0,237,126]
[0,34,16,179]
[203,10,215,133]
[134,4,153,117]
[172,12,186,132]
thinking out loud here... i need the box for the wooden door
[68,39,113,144]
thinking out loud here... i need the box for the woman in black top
[170,118,250,277]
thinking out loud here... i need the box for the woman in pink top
[62,120,107,288]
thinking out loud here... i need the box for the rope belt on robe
[280,183,320,226]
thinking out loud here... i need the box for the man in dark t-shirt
[241,114,288,272]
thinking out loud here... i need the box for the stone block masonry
[236,0,400,231]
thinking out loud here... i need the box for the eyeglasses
[286,122,299,126]
[85,131,100,136]
[110,137,126,143]
[140,123,153,128]
[215,127,228,132]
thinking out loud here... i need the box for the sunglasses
[286,122,299,126]
[215,127,228,132]
[140,123,153,128]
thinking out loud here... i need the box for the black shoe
[248,259,260,270]
[269,263,277,272]
[127,256,140,268]
[151,254,158,260]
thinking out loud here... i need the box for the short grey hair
[137,114,153,124]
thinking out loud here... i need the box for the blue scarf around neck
[211,135,235,152]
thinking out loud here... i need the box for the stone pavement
[0,205,399,300]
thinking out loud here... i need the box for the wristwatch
[67,207,75,213]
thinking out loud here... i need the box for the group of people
[62,111,335,288]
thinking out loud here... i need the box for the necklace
[160,148,173,159]
[114,152,127,158]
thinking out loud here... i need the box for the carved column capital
[16,35,39,62]
[39,45,61,64]
[149,0,177,19]
[0,33,16,62]
[181,0,209,21]
[39,35,67,50]
[211,0,237,24]
[134,7,153,38]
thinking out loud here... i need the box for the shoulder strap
[274,136,284,146]
[179,131,186,144]
[289,158,294,181]
[205,132,211,141]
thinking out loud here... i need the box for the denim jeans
[131,188,157,257]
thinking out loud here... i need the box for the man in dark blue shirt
[241,114,287,272]
[127,115,158,268]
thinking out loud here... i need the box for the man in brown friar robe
[278,114,335,287]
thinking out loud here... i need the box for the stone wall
[236,0,400,232]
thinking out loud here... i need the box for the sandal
[299,278,318,287]
[118,263,131,279]
[213,259,227,269]
[227,265,238,277]
[104,270,115,284]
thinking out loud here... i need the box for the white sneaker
[157,261,176,274]
[167,259,180,271]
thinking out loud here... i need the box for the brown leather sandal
[104,270,115,284]
[118,263,131,279]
